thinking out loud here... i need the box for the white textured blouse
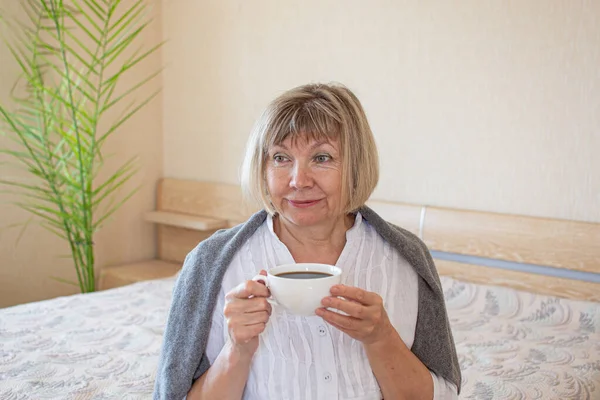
[205,212,458,400]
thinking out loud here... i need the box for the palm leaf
[108,0,144,36]
[50,276,79,286]
[98,88,160,146]
[14,216,34,248]
[0,0,161,293]
[94,183,139,230]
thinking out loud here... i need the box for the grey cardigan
[153,206,461,399]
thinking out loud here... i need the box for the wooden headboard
[145,178,600,302]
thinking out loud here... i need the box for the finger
[248,321,267,336]
[232,310,271,326]
[224,297,272,317]
[227,279,271,299]
[254,269,269,287]
[321,296,367,319]
[316,307,364,332]
[330,285,380,306]
[243,296,272,314]
[320,318,349,335]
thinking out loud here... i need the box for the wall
[0,1,164,307]
[161,0,599,224]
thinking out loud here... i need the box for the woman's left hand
[316,284,395,345]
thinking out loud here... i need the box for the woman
[153,83,461,399]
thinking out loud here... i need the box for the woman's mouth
[288,199,322,208]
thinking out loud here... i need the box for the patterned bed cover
[1,275,598,399]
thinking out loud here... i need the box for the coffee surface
[275,271,333,279]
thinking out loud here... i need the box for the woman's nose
[290,163,313,189]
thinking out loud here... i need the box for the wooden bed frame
[101,178,600,302]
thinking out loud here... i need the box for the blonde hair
[241,83,379,215]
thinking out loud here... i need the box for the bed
[1,178,599,399]
[1,275,598,399]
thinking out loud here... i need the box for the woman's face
[266,135,344,227]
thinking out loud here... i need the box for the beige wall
[2,1,599,307]
[162,0,599,224]
[0,1,163,307]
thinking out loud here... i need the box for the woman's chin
[281,210,330,227]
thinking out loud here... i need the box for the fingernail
[315,308,324,315]
[321,297,331,306]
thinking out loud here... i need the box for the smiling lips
[287,199,322,208]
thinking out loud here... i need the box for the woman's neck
[273,214,355,265]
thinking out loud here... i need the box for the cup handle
[252,274,279,306]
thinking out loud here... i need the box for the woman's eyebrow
[270,139,334,152]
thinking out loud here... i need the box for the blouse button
[318,325,327,336]
[323,372,332,382]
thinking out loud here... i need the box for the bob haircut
[241,83,379,215]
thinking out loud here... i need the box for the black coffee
[275,271,333,279]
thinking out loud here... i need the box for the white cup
[252,263,342,316]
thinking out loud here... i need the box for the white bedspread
[0,275,599,399]
[443,276,600,400]
[0,278,174,400]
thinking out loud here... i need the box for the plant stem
[49,1,94,291]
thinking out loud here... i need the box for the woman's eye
[273,154,288,163]
[315,154,331,163]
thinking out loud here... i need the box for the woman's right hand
[223,270,272,358]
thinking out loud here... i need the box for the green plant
[0,0,162,293]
